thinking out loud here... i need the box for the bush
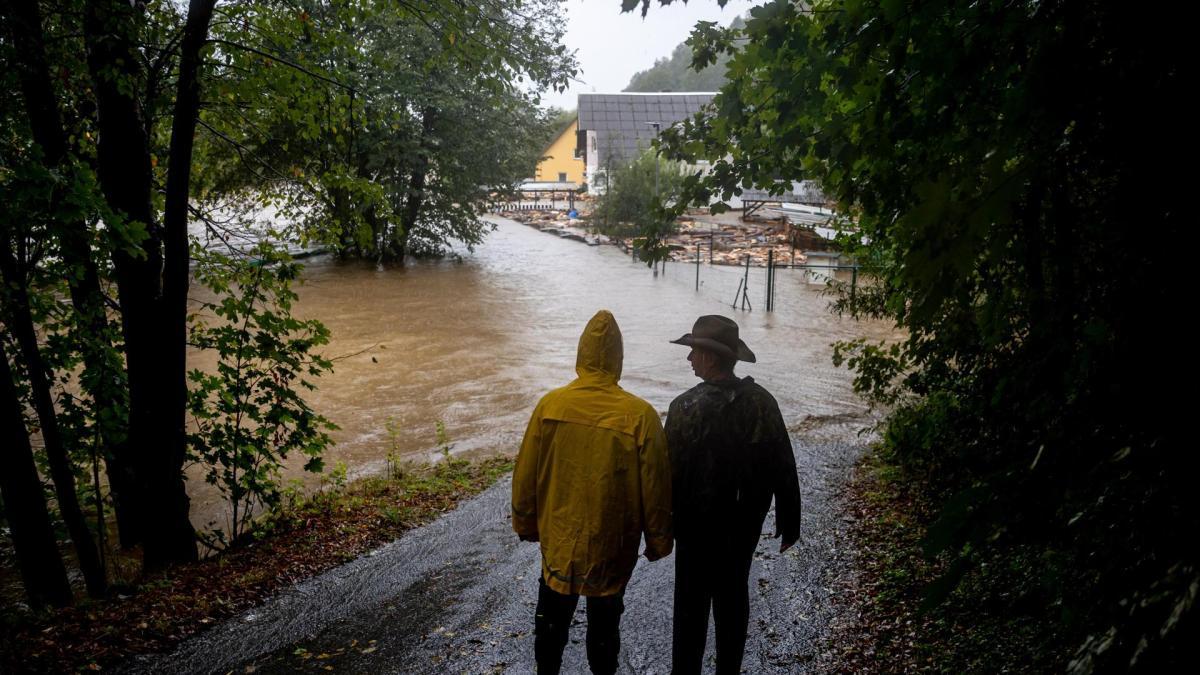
[591,148,686,264]
[187,243,337,548]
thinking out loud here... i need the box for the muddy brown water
[184,215,902,533]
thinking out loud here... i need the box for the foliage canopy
[0,0,573,609]
[198,0,576,261]
[651,0,1189,669]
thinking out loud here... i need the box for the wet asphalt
[120,416,869,675]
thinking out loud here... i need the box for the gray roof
[578,92,715,165]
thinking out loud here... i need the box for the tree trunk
[364,205,382,260]
[398,108,438,262]
[332,186,358,256]
[0,342,73,609]
[84,0,198,571]
[4,0,139,549]
[154,0,218,570]
[0,243,107,598]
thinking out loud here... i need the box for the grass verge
[0,455,514,674]
[823,449,1068,673]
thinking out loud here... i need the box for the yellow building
[535,118,585,185]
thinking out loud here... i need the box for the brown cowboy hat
[670,315,756,363]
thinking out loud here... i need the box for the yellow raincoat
[512,310,673,597]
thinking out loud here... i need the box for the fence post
[767,250,773,311]
[695,244,700,291]
[741,255,751,311]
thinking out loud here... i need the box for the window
[558,172,567,182]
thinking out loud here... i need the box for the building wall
[535,119,585,184]
[585,130,600,192]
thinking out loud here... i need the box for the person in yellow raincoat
[512,309,673,675]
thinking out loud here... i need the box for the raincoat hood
[575,310,623,382]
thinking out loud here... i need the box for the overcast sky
[539,0,759,110]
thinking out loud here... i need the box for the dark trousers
[672,535,757,675]
[534,576,626,675]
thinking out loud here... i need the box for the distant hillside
[624,15,744,93]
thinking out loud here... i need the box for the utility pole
[647,121,662,273]
[647,121,661,199]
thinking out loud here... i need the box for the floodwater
[184,215,901,532]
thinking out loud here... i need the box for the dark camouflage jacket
[665,376,801,545]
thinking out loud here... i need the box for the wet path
[121,416,869,674]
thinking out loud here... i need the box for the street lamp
[647,121,662,274]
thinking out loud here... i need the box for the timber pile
[661,218,807,266]
[507,210,570,226]
[507,210,573,235]
[504,210,810,265]
[507,211,608,245]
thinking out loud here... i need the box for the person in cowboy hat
[512,310,673,675]
[665,315,802,675]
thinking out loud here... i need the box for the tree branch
[205,38,356,92]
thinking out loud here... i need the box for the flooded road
[185,215,900,531]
